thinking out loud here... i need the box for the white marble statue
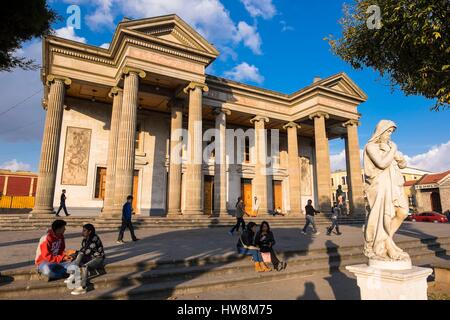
[363,120,410,262]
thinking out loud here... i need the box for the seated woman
[255,221,287,271]
[69,224,106,295]
[236,222,271,272]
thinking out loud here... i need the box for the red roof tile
[417,170,450,185]
[404,180,418,187]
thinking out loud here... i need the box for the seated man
[35,220,73,280]
[69,224,106,295]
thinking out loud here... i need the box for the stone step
[1,248,445,300]
[1,237,447,299]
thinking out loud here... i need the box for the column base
[30,208,56,216]
[212,210,229,217]
[346,263,433,300]
[182,209,206,218]
[166,210,182,217]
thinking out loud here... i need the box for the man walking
[301,199,320,235]
[56,189,70,217]
[327,203,342,235]
[229,197,249,235]
[117,195,139,244]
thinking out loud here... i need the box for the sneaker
[64,274,75,284]
[337,232,342,235]
[132,238,140,242]
[71,286,87,295]
[116,240,125,244]
[228,231,233,236]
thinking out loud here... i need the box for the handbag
[261,252,271,263]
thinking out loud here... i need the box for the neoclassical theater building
[31,14,366,217]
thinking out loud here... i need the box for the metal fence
[0,196,35,208]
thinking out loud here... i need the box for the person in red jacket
[35,220,74,280]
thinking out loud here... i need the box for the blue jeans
[37,261,72,280]
[302,215,318,233]
[238,247,263,262]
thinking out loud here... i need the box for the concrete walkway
[0,221,448,274]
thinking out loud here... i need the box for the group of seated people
[237,221,287,272]
[35,220,105,295]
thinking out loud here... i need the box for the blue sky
[0,0,449,173]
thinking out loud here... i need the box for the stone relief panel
[61,127,91,185]
[300,156,312,196]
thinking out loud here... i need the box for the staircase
[0,214,366,231]
[0,236,448,300]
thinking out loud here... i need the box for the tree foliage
[328,0,450,110]
[0,0,58,72]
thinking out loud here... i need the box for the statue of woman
[363,120,410,262]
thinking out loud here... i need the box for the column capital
[250,115,269,124]
[212,107,231,116]
[183,81,209,94]
[309,112,329,120]
[46,75,71,87]
[122,66,147,79]
[108,86,123,98]
[342,119,360,128]
[283,121,301,130]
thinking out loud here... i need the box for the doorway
[132,170,139,212]
[241,178,252,215]
[430,191,442,212]
[204,175,214,215]
[272,180,282,213]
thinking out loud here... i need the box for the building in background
[412,170,450,214]
[0,170,38,209]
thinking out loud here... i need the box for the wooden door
[204,175,214,215]
[431,192,442,213]
[95,167,107,199]
[132,170,139,211]
[273,180,282,212]
[241,179,252,215]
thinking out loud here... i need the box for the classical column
[167,99,184,216]
[309,112,332,212]
[113,67,146,213]
[29,178,34,196]
[213,107,231,216]
[31,75,71,215]
[102,87,123,216]
[343,119,365,215]
[283,121,302,215]
[250,115,270,214]
[3,176,8,196]
[183,82,208,216]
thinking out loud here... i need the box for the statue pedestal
[346,263,433,300]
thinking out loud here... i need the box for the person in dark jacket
[229,197,249,235]
[56,189,70,217]
[301,199,321,235]
[69,224,106,295]
[255,221,287,271]
[327,203,342,236]
[117,195,139,244]
[236,222,271,272]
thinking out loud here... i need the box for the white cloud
[236,21,262,55]
[240,0,276,19]
[403,140,450,173]
[0,159,32,172]
[330,141,450,173]
[224,62,264,84]
[280,20,294,32]
[99,42,110,49]
[54,26,87,43]
[85,0,115,31]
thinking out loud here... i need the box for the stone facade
[31,14,367,217]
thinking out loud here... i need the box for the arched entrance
[430,191,442,212]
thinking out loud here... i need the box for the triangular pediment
[120,14,219,56]
[319,73,367,100]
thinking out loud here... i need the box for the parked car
[407,211,449,223]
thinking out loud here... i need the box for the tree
[328,0,450,110]
[0,0,58,72]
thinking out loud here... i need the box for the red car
[408,211,449,223]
